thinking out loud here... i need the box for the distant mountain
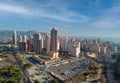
[0,30,46,38]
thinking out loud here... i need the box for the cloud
[0,3,31,15]
[0,2,88,23]
[88,1,120,29]
[1,0,120,37]
[91,20,120,29]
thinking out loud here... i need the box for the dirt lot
[0,53,16,68]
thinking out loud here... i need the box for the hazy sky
[0,0,120,37]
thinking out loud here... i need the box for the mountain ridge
[0,30,46,38]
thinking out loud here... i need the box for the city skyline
[0,0,120,37]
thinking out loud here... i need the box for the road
[13,52,32,83]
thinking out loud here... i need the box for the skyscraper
[50,28,58,52]
[18,35,23,51]
[40,37,44,50]
[13,30,17,47]
[19,35,22,42]
[23,35,27,42]
[23,35,27,52]
[27,35,34,52]
[61,39,81,57]
[46,34,50,53]
[33,33,43,54]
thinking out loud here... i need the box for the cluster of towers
[12,28,59,58]
[60,38,81,57]
[81,39,108,54]
[12,28,117,58]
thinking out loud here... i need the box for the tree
[6,79,17,83]
[23,63,32,70]
[53,79,58,83]
[0,65,23,82]
[34,79,40,83]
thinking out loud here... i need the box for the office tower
[67,40,80,57]
[46,34,50,53]
[23,35,27,51]
[33,33,43,54]
[13,30,17,47]
[27,40,31,52]
[29,35,33,44]
[97,45,107,55]
[115,46,118,53]
[50,28,58,52]
[27,35,33,52]
[60,38,68,51]
[92,40,96,45]
[19,35,23,50]
[98,46,101,53]
[100,46,107,54]
[61,39,81,57]
[19,35,22,42]
[57,41,60,51]
[23,35,27,42]
[40,37,44,50]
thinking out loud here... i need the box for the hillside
[0,30,46,38]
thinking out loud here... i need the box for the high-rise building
[23,35,27,51]
[40,37,44,50]
[29,35,33,44]
[115,46,118,53]
[27,40,31,52]
[67,40,80,57]
[100,46,107,54]
[19,35,23,50]
[19,35,28,52]
[45,34,50,53]
[13,30,17,47]
[23,35,27,42]
[61,39,81,57]
[19,35,22,42]
[27,35,34,52]
[50,28,59,52]
[33,33,43,54]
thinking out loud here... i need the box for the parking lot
[47,57,91,81]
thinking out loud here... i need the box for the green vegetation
[78,75,86,81]
[17,55,32,70]
[34,79,40,83]
[88,64,97,70]
[79,52,85,58]
[83,72,90,76]
[25,52,34,55]
[0,77,20,83]
[81,48,91,52]
[0,65,23,83]
[23,63,32,70]
[79,52,83,56]
[53,79,58,83]
[78,60,99,82]
[88,60,98,70]
[19,57,26,65]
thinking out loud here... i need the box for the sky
[0,0,120,37]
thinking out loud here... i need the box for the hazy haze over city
[0,0,120,37]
